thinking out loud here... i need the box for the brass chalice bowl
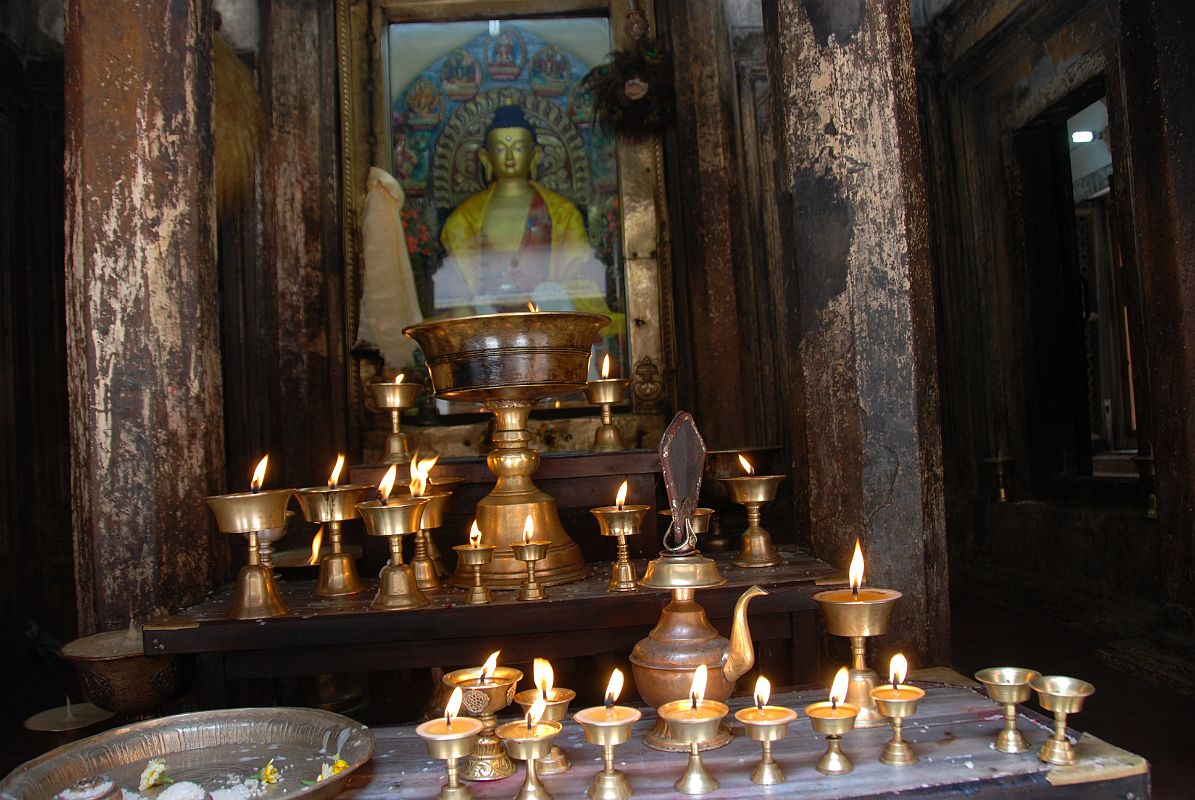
[515,687,576,775]
[453,542,496,605]
[585,376,631,452]
[719,474,785,568]
[294,484,371,597]
[812,587,902,727]
[443,666,524,782]
[404,312,606,590]
[975,667,1039,754]
[592,503,649,592]
[370,378,421,464]
[1031,675,1095,765]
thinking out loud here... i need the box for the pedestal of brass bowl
[404,311,606,589]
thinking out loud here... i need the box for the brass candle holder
[453,523,496,605]
[251,510,292,579]
[370,375,421,464]
[585,355,630,452]
[515,687,575,775]
[356,489,430,611]
[294,464,370,597]
[443,662,523,781]
[975,667,1040,754]
[496,714,563,800]
[812,541,901,727]
[1030,675,1095,766]
[416,688,484,800]
[871,681,925,766]
[804,666,860,775]
[591,484,648,592]
[720,455,785,568]
[511,521,551,601]
[734,678,797,785]
[657,695,729,794]
[411,491,451,593]
[205,465,293,620]
[574,692,641,800]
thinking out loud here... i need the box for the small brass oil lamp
[205,455,292,619]
[805,667,860,775]
[871,654,926,766]
[591,480,648,592]
[1031,675,1095,765]
[585,354,630,452]
[293,455,369,597]
[975,667,1039,754]
[443,651,523,782]
[404,454,449,593]
[734,676,796,785]
[497,696,563,800]
[720,454,784,568]
[513,658,574,775]
[416,686,484,800]
[574,669,641,800]
[657,665,729,794]
[512,515,550,601]
[452,521,495,605]
[370,373,420,464]
[812,539,901,726]
[355,464,430,611]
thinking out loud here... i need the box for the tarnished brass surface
[0,707,374,800]
[205,489,292,534]
[59,635,190,716]
[294,484,371,523]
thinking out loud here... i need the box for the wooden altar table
[340,683,1150,798]
[144,548,838,710]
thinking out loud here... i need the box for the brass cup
[658,508,714,535]
[205,490,294,620]
[592,505,649,592]
[357,496,430,611]
[574,706,642,800]
[720,475,785,568]
[1030,675,1094,766]
[453,543,496,605]
[639,553,725,590]
[812,588,902,727]
[443,666,524,782]
[658,701,728,794]
[417,717,483,800]
[585,378,630,452]
[805,702,859,775]
[495,720,562,800]
[735,706,797,785]
[975,667,1040,754]
[516,688,576,775]
[511,540,552,601]
[295,484,371,598]
[370,380,421,464]
[871,685,925,766]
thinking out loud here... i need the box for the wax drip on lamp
[534,658,554,701]
[754,675,770,711]
[251,455,269,493]
[690,663,707,710]
[849,539,864,598]
[738,454,754,476]
[830,666,849,711]
[377,464,398,507]
[605,668,624,712]
[328,454,345,488]
[444,685,463,730]
[480,650,500,685]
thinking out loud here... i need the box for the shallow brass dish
[1,708,374,800]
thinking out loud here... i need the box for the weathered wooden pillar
[762,0,949,662]
[64,0,224,633]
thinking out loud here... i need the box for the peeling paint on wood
[64,0,224,633]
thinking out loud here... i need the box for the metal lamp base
[1038,736,1075,765]
[675,745,718,795]
[588,768,633,800]
[537,744,570,775]
[314,552,364,597]
[816,735,853,775]
[732,525,784,568]
[880,738,918,766]
[228,564,290,620]
[371,562,429,610]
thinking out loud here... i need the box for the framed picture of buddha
[338,0,672,453]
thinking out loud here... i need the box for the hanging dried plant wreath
[579,38,674,138]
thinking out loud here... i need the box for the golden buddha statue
[435,104,619,333]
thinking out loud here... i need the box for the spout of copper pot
[722,584,767,684]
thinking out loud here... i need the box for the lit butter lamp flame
[395,372,405,384]
[251,454,269,492]
[328,454,345,488]
[479,650,500,685]
[377,464,398,506]
[469,520,482,548]
[534,658,554,700]
[615,480,628,510]
[444,685,463,730]
[754,675,771,711]
[522,514,535,544]
[527,301,540,312]
[848,539,864,597]
[409,453,439,497]
[308,526,324,566]
[605,668,625,712]
[601,354,611,379]
[889,654,908,695]
[690,663,708,710]
[830,666,849,710]
[526,696,547,732]
[738,453,754,476]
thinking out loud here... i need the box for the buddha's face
[481,127,539,182]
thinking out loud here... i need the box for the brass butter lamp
[355,464,430,611]
[293,454,369,597]
[574,669,641,800]
[734,676,797,785]
[443,651,523,782]
[513,658,574,776]
[205,455,292,619]
[805,667,860,775]
[403,454,449,593]
[975,666,1039,754]
[591,480,649,592]
[404,311,605,589]
[452,521,495,605]
[812,539,901,727]
[585,354,630,451]
[416,687,484,800]
[656,665,728,794]
[496,697,563,800]
[1031,675,1095,765]
[370,373,420,464]
[870,654,926,766]
[720,453,785,568]
[512,514,551,601]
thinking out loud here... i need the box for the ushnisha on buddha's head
[480,104,543,183]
